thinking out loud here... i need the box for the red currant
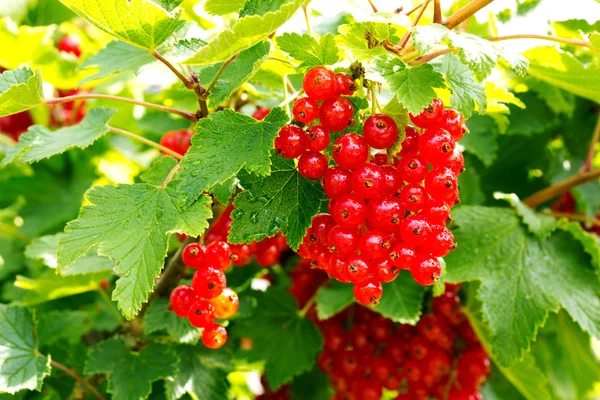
[182,243,206,269]
[401,126,420,155]
[432,291,463,325]
[397,154,428,183]
[0,111,34,141]
[328,225,359,255]
[230,244,253,266]
[354,278,383,306]
[192,267,226,298]
[351,163,385,199]
[409,98,444,128]
[335,72,357,96]
[399,183,427,212]
[205,241,232,271]
[407,336,429,360]
[456,347,490,389]
[252,106,270,120]
[255,244,280,266]
[373,258,399,282]
[363,114,398,149]
[425,168,458,203]
[57,35,82,57]
[188,300,215,328]
[292,97,319,124]
[410,255,441,285]
[320,97,354,132]
[309,214,336,245]
[439,108,467,141]
[328,254,351,283]
[332,133,369,170]
[274,124,308,159]
[399,214,431,247]
[366,195,403,233]
[419,127,455,164]
[381,165,402,195]
[170,285,198,317]
[160,129,194,156]
[202,323,228,349]
[344,255,371,283]
[303,66,337,101]
[422,197,451,225]
[331,193,367,227]
[389,243,416,270]
[298,151,328,179]
[209,287,239,319]
[425,225,456,257]
[359,230,391,260]
[307,125,330,152]
[322,166,352,199]
[447,148,465,175]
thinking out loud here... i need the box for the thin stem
[97,288,123,325]
[0,222,31,244]
[50,360,105,400]
[405,1,426,16]
[367,0,378,12]
[409,48,454,66]
[433,0,442,23]
[302,4,312,35]
[107,127,183,160]
[399,0,431,49]
[202,54,239,100]
[298,292,318,317]
[444,0,495,29]
[278,87,304,109]
[544,211,600,227]
[583,113,600,171]
[152,50,194,89]
[46,94,197,122]
[523,168,600,207]
[268,56,297,67]
[160,164,182,188]
[488,34,591,48]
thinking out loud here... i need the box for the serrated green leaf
[144,298,200,343]
[230,157,327,249]
[411,23,449,54]
[177,108,288,208]
[276,32,339,70]
[445,206,600,366]
[154,0,182,12]
[36,310,89,347]
[372,271,426,324]
[198,41,271,106]
[184,0,304,65]
[58,184,212,319]
[431,54,486,119]
[0,305,51,394]
[461,114,498,167]
[238,288,322,390]
[316,281,355,320]
[203,0,245,15]
[85,338,179,400]
[2,108,116,166]
[239,0,292,17]
[140,156,178,186]
[336,23,388,61]
[0,67,43,117]
[164,38,208,62]
[555,219,600,269]
[166,344,232,400]
[505,91,559,136]
[79,41,157,85]
[525,47,600,103]
[374,56,446,115]
[212,177,237,205]
[494,193,556,240]
[58,0,183,50]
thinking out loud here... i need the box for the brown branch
[399,0,432,49]
[152,50,194,89]
[201,54,238,100]
[405,1,426,16]
[50,360,105,400]
[367,0,378,12]
[545,211,600,227]
[523,169,600,207]
[488,34,591,48]
[433,0,442,23]
[444,0,495,29]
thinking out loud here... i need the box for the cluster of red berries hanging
[275,66,467,306]
[169,240,239,349]
[317,285,490,400]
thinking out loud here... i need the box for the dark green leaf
[144,298,200,343]
[372,271,426,324]
[316,281,355,320]
[79,41,156,84]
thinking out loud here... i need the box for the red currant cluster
[0,67,34,141]
[317,285,490,400]
[159,128,194,156]
[169,241,238,349]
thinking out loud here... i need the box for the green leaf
[0,66,43,117]
[166,344,232,400]
[461,115,498,167]
[198,41,271,106]
[590,32,600,51]
[525,47,600,104]
[239,0,293,17]
[238,288,322,390]
[184,0,304,65]
[316,281,355,320]
[335,23,388,61]
[140,156,178,186]
[177,108,288,208]
[212,177,237,205]
[165,38,208,62]
[230,156,327,249]
[276,32,339,70]
[445,206,600,366]
[58,0,182,50]
[58,184,212,319]
[2,107,116,166]
[0,305,51,393]
[79,41,157,85]
[144,298,200,343]
[494,193,556,240]
[431,54,486,119]
[372,271,426,324]
[85,338,179,400]
[36,310,90,346]
[555,219,600,269]
[291,367,333,400]
[374,55,446,115]
[204,0,245,15]
[154,0,182,12]
[411,23,449,54]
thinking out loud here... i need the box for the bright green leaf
[276,32,339,70]
[164,38,207,62]
[494,193,556,240]
[177,108,288,208]
[336,23,388,61]
[155,0,183,12]
[144,298,200,343]
[372,271,426,324]
[140,156,178,186]
[239,0,293,17]
[0,305,51,394]
[203,0,245,15]
[212,177,238,205]
[590,32,600,51]
[316,281,355,320]
[230,157,327,250]
[0,67,43,117]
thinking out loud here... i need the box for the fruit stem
[399,0,432,49]
[201,53,239,101]
[443,0,495,29]
[45,94,198,122]
[160,164,182,188]
[50,359,105,400]
[302,4,312,35]
[151,49,195,89]
[433,0,442,24]
[268,56,297,67]
[583,112,600,172]
[544,211,600,227]
[523,168,600,207]
[97,287,123,325]
[107,126,183,160]
[298,291,319,318]
[404,1,427,16]
[367,0,378,12]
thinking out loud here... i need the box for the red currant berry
[353,378,383,400]
[425,225,456,257]
[323,324,347,352]
[201,323,228,349]
[399,214,431,247]
[439,108,467,141]
[447,148,465,175]
[457,347,490,389]
[160,129,194,156]
[410,255,441,285]
[205,241,232,271]
[418,314,452,343]
[188,300,215,328]
[419,127,455,164]
[331,193,367,227]
[457,319,479,347]
[307,125,330,152]
[0,111,34,141]
[309,213,336,245]
[354,278,383,306]
[335,72,357,96]
[432,291,463,325]
[422,197,451,225]
[402,359,422,382]
[389,243,416,270]
[397,154,428,183]
[209,287,239,319]
[422,348,452,378]
[399,183,427,212]
[363,114,398,149]
[182,243,206,269]
[344,255,371,283]
[298,151,328,179]
[170,285,198,317]
[255,244,280,266]
[373,258,399,283]
[322,166,352,199]
[329,373,350,393]
[351,163,385,199]
[57,35,82,57]
[332,133,369,170]
[409,98,444,128]
[328,225,359,255]
[448,387,483,400]
[320,96,354,132]
[381,165,402,195]
[371,153,389,166]
[366,195,403,233]
[349,325,374,351]
[303,66,337,101]
[251,106,270,120]
[359,230,391,260]
[401,126,420,155]
[192,267,226,298]
[407,336,429,360]
[425,168,458,203]
[274,124,308,159]
[327,254,351,283]
[318,351,335,373]
[292,97,319,124]
[230,244,253,266]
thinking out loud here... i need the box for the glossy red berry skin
[192,267,226,299]
[425,225,456,257]
[170,285,199,317]
[439,108,467,141]
[401,126,420,154]
[328,225,359,256]
[398,154,428,183]
[389,243,416,270]
[335,72,356,96]
[359,230,391,260]
[354,278,383,306]
[255,244,280,266]
[332,133,369,170]
[331,193,367,227]
[320,97,354,132]
[425,168,458,203]
[447,148,465,175]
[422,197,451,225]
[399,214,431,247]
[251,106,270,120]
[205,241,231,270]
[182,243,206,269]
[409,98,445,128]
[58,35,82,57]
[363,114,398,149]
[202,323,228,349]
[366,196,403,233]
[160,129,194,156]
[419,127,456,164]
[351,163,385,199]
[188,300,215,328]
[344,255,372,283]
[0,111,34,141]
[292,97,319,124]
[381,165,402,195]
[328,254,351,283]
[298,151,328,179]
[230,244,253,266]
[322,166,352,199]
[309,213,336,246]
[399,183,427,212]
[303,66,337,100]
[307,125,330,152]
[410,255,441,285]
[374,258,399,283]
[209,287,239,319]
[275,124,308,159]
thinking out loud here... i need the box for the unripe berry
[363,114,398,149]
[202,323,228,349]
[209,288,239,319]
